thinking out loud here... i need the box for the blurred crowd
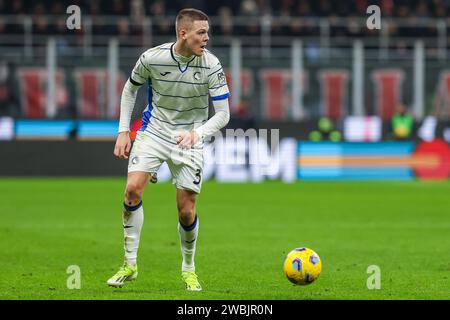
[1,0,450,18]
[0,0,449,38]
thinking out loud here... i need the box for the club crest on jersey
[193,72,201,81]
[217,71,226,85]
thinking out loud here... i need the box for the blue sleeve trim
[211,92,231,101]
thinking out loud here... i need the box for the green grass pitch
[0,178,449,299]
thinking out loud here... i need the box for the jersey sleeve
[129,52,152,86]
[208,61,230,101]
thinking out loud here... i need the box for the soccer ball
[283,247,322,285]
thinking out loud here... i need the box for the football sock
[123,201,144,266]
[178,214,199,272]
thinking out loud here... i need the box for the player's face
[185,20,209,56]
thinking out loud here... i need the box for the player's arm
[176,98,230,148]
[176,60,231,148]
[114,54,149,159]
[114,79,142,159]
[194,98,230,139]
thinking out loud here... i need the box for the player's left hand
[175,131,199,149]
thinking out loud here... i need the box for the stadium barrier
[2,117,450,142]
[4,39,450,123]
[0,140,126,176]
[1,138,449,180]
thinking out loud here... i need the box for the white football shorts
[128,131,204,193]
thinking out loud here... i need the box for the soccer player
[107,8,230,291]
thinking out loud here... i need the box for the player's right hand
[114,132,132,159]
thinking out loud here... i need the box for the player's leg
[107,171,150,288]
[108,132,164,288]
[177,188,199,271]
[122,171,151,266]
[176,188,202,291]
[168,147,204,291]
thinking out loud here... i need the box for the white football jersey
[129,42,230,147]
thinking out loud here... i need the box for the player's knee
[178,207,195,225]
[124,183,143,206]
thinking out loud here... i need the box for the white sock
[123,201,144,266]
[178,215,199,272]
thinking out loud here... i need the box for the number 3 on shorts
[193,169,202,185]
